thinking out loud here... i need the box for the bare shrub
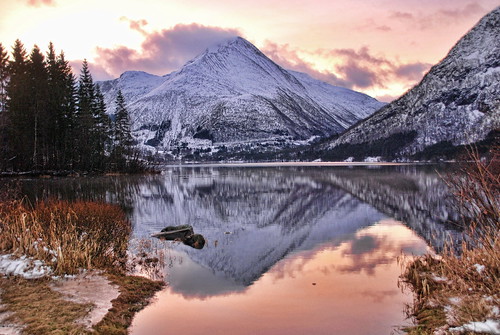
[400,146,499,333]
[0,199,131,275]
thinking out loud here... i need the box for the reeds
[400,146,499,333]
[0,199,131,275]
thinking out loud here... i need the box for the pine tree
[58,52,77,169]
[93,84,112,169]
[0,43,8,113]
[6,40,30,170]
[46,43,76,169]
[112,89,134,170]
[75,60,113,172]
[75,59,98,170]
[27,44,49,168]
[0,43,9,169]
[1,43,118,173]
[45,42,61,167]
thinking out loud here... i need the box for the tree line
[0,40,136,173]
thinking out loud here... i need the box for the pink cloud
[374,94,400,103]
[262,41,349,87]
[437,2,484,19]
[394,63,431,81]
[70,60,114,81]
[26,0,54,7]
[120,17,149,35]
[389,11,414,20]
[356,19,392,32]
[91,22,432,94]
[263,42,431,92]
[335,61,385,89]
[327,47,392,67]
[388,2,486,30]
[376,25,392,32]
[94,23,241,78]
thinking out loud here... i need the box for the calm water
[13,164,460,334]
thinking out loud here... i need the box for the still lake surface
[17,164,460,334]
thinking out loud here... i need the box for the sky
[0,0,498,102]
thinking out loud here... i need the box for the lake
[14,164,460,334]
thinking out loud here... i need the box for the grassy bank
[0,196,164,334]
[0,273,163,335]
[400,148,499,334]
[0,199,131,275]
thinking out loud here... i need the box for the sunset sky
[1,0,498,102]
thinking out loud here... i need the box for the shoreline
[0,268,164,334]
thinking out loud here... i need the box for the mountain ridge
[321,7,500,161]
[99,36,385,157]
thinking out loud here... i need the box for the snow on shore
[450,319,500,334]
[0,254,120,331]
[0,254,52,279]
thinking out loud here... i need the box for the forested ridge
[0,40,137,173]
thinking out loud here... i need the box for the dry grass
[0,193,165,334]
[0,276,92,335]
[93,273,165,335]
[400,147,499,334]
[0,199,131,275]
[0,273,164,335]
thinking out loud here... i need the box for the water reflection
[130,219,429,335]
[11,164,461,333]
[16,165,459,252]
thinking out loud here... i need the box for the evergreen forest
[0,40,137,174]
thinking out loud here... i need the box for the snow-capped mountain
[323,7,500,160]
[99,37,384,154]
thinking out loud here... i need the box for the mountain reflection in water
[15,164,460,334]
[131,219,429,335]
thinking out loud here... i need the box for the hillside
[99,37,384,158]
[321,7,500,161]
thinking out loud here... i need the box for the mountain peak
[178,35,303,94]
[98,34,384,155]
[205,36,257,53]
[445,6,499,62]
[323,7,500,160]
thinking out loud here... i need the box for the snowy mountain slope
[324,7,500,160]
[99,37,384,153]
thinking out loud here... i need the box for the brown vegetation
[93,274,164,335]
[0,276,92,335]
[400,147,499,334]
[0,273,164,335]
[0,199,131,275]
[0,197,165,334]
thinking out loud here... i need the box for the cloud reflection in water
[131,219,430,335]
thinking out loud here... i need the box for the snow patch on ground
[364,156,382,162]
[0,255,120,331]
[0,254,52,279]
[49,272,120,329]
[450,319,500,334]
[473,263,485,274]
[432,275,448,282]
